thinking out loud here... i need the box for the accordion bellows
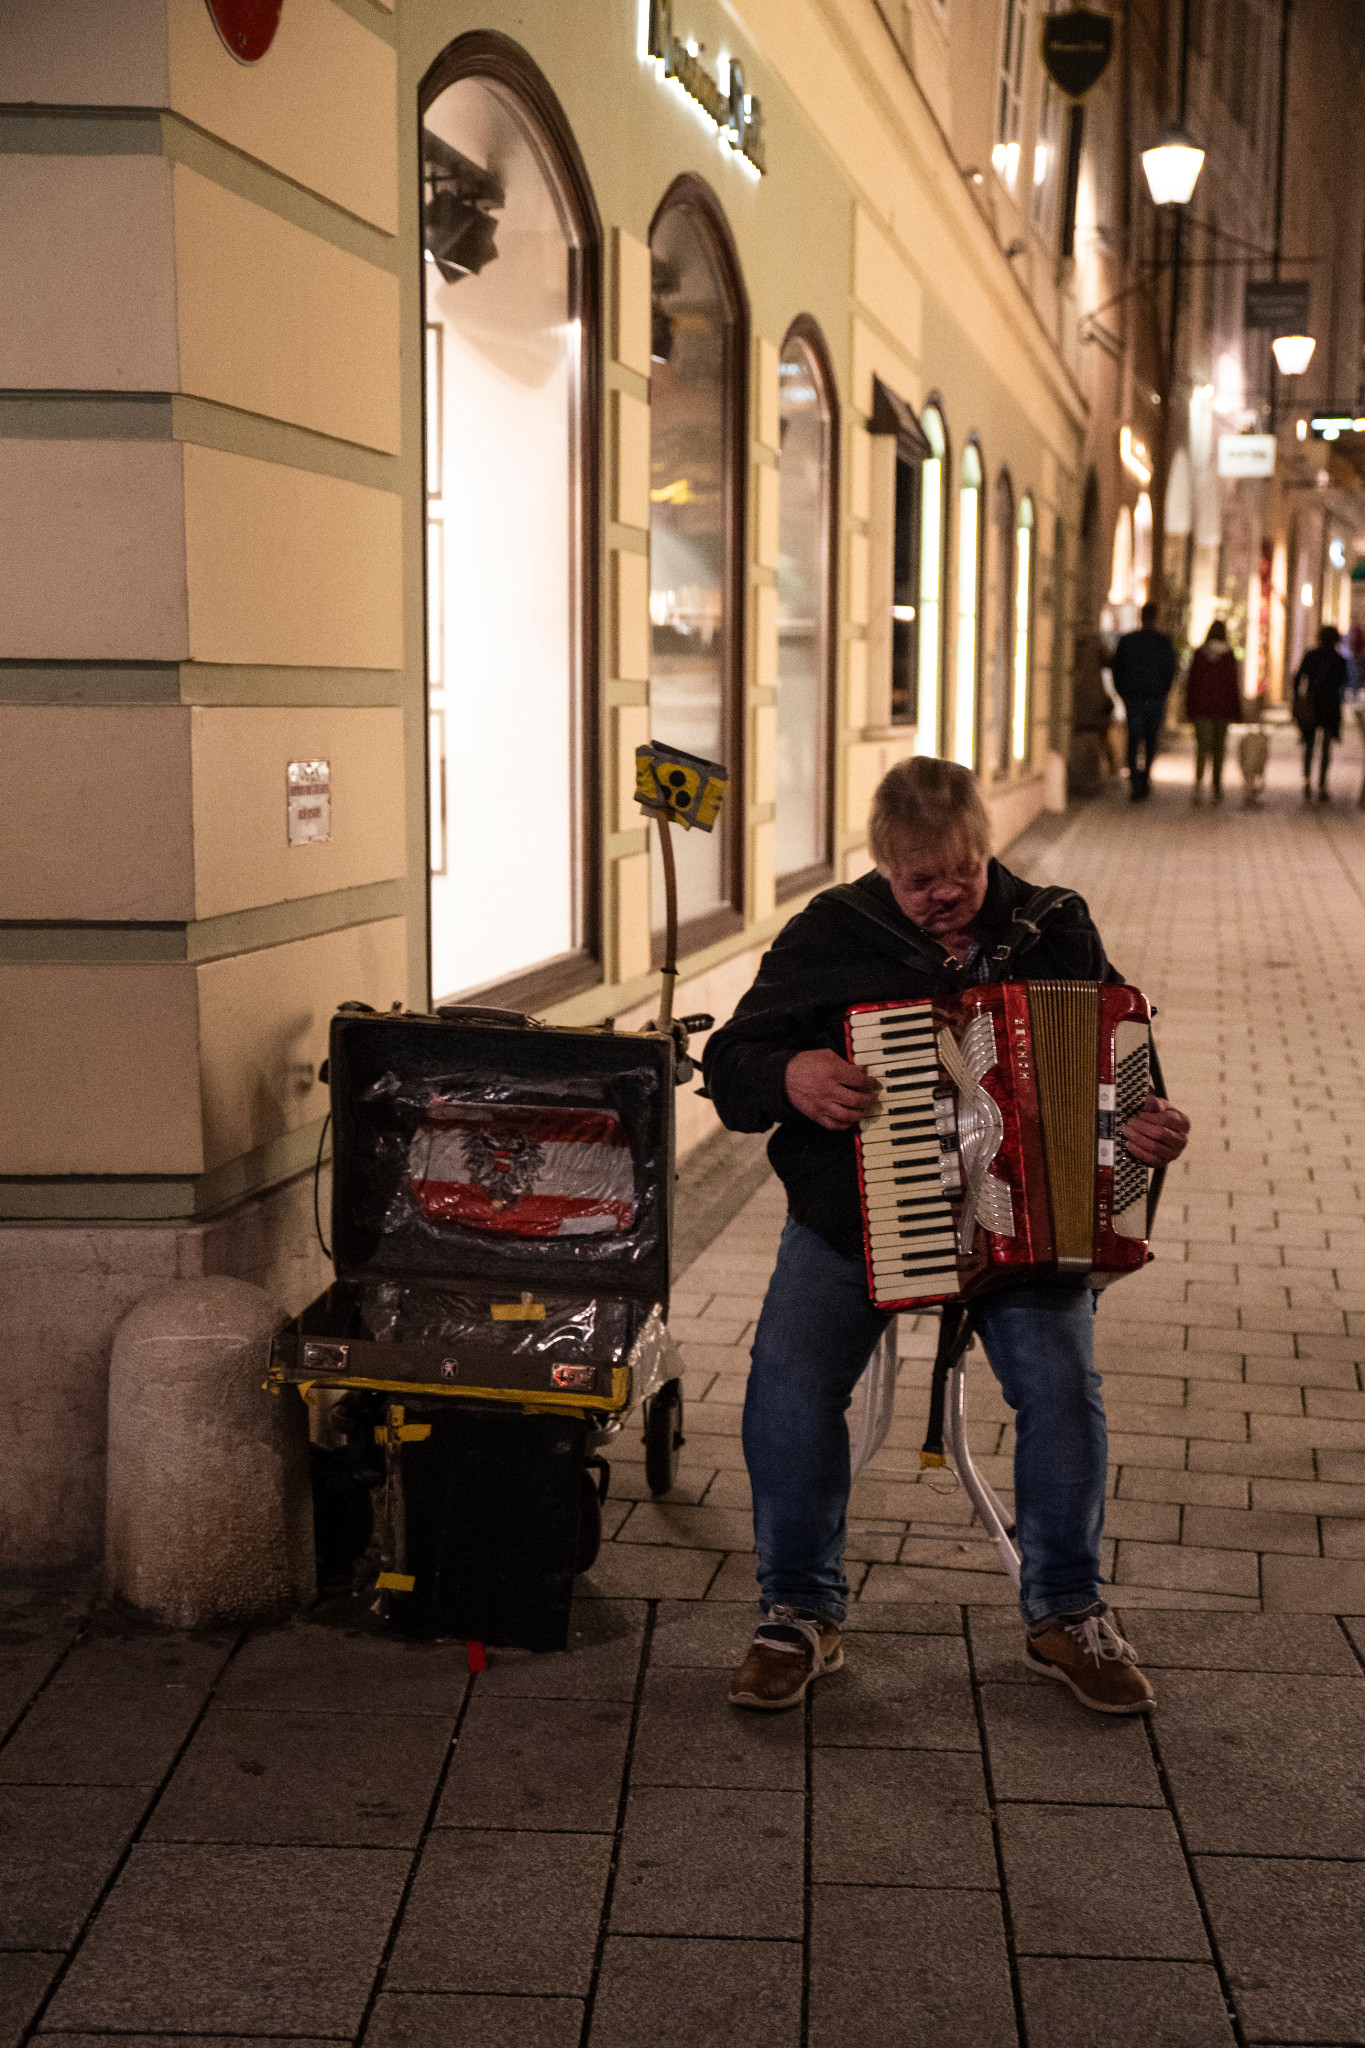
[408,1102,637,1238]
[848,980,1153,1311]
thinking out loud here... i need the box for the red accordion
[847,980,1154,1311]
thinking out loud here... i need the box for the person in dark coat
[703,756,1190,1719]
[1184,619,1242,802]
[1292,624,1347,802]
[1110,602,1178,801]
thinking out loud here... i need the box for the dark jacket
[1184,645,1242,723]
[702,862,1121,1261]
[1111,626,1177,704]
[1293,645,1347,737]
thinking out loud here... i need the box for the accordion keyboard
[850,1005,959,1303]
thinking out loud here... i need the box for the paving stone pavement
[6,728,1365,2046]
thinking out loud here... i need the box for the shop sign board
[287,760,331,844]
[206,0,284,63]
[1244,280,1310,332]
[646,0,766,172]
[1041,8,1115,99]
[1217,434,1276,478]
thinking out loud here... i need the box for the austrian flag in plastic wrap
[408,1102,637,1238]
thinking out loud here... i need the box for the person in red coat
[1185,619,1242,802]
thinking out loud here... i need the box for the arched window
[953,442,983,768]
[1013,497,1035,764]
[989,470,1016,774]
[420,35,600,1007]
[775,318,836,897]
[914,404,947,758]
[648,179,748,948]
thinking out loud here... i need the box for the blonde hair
[869,756,992,871]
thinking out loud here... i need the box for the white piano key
[869,1232,957,1256]
[866,1200,954,1222]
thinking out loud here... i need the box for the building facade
[3,0,1135,1565]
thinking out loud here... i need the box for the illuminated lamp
[1141,127,1205,206]
[1271,333,1316,376]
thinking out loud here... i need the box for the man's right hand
[784,1049,881,1130]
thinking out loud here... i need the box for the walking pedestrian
[1110,601,1177,801]
[1292,624,1347,804]
[1184,619,1241,803]
[704,757,1190,1718]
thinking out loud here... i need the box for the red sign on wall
[206,0,284,63]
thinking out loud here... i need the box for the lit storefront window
[913,405,946,758]
[989,471,1016,773]
[649,183,746,944]
[954,443,983,768]
[1013,497,1035,763]
[775,324,835,893]
[421,55,597,1004]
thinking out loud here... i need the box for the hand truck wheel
[643,1378,685,1497]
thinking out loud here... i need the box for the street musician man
[703,757,1189,1716]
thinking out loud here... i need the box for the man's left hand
[1123,1093,1190,1166]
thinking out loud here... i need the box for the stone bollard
[106,1276,316,1627]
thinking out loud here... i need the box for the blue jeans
[741,1219,1108,1628]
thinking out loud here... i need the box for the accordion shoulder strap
[983,885,1081,977]
[821,883,945,971]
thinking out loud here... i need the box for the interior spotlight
[423,188,499,283]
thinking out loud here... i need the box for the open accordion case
[268,1005,686,1648]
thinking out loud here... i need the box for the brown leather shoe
[728,1606,844,1711]
[1025,1611,1155,1714]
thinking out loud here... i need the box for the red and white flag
[408,1102,636,1237]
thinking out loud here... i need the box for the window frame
[992,0,1030,193]
[418,31,603,1015]
[775,313,839,905]
[647,173,750,960]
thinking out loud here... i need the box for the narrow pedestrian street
[6,725,1365,2048]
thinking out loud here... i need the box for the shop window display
[1013,497,1035,763]
[913,405,947,758]
[989,470,1016,774]
[421,52,597,1004]
[775,325,835,892]
[954,442,984,768]
[648,183,747,945]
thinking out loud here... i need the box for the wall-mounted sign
[287,760,331,845]
[206,0,284,64]
[1217,433,1276,479]
[646,0,766,174]
[1041,7,1115,99]
[1244,280,1310,332]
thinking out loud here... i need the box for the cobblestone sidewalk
[4,725,1365,2047]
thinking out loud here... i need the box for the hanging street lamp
[1141,126,1206,207]
[1271,333,1316,376]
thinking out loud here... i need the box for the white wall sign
[287,760,331,844]
[1217,433,1276,479]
